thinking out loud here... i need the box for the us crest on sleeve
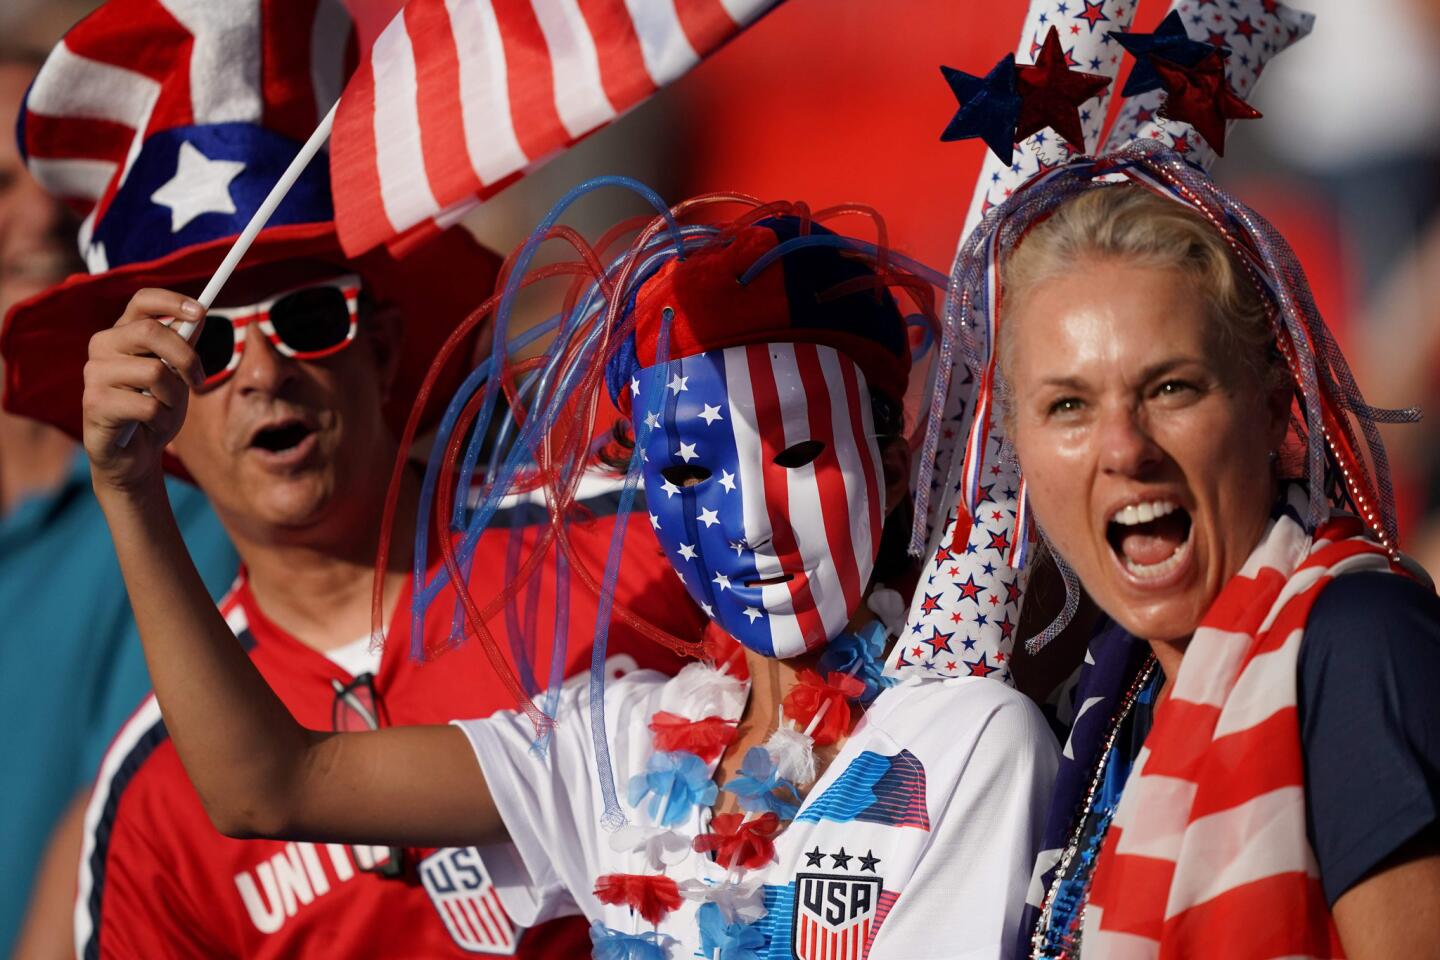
[419,847,518,955]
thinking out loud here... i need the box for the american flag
[330,0,780,256]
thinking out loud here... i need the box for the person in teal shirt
[0,453,236,957]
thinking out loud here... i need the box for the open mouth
[745,572,795,588]
[249,419,316,455]
[1105,499,1193,581]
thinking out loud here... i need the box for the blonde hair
[999,185,1281,394]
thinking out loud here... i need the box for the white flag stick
[116,100,339,447]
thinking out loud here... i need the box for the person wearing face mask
[75,183,1060,959]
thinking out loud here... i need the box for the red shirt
[77,491,703,959]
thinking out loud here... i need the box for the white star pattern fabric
[454,667,1058,958]
[1100,0,1314,163]
[959,0,1139,244]
[149,141,246,232]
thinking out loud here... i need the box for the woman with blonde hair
[932,141,1440,958]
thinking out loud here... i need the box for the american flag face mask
[636,343,885,660]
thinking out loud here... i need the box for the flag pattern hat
[1,0,499,464]
[890,0,1313,683]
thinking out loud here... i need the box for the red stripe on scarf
[1162,873,1343,959]
[1086,501,1400,957]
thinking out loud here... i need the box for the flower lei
[590,619,895,958]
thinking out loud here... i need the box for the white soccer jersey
[455,667,1058,959]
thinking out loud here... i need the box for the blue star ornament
[940,55,1022,165]
[1111,10,1229,97]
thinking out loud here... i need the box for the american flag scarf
[1081,487,1405,957]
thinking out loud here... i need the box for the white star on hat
[150,141,246,233]
[712,572,732,591]
[742,606,764,623]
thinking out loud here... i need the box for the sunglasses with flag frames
[194,275,363,388]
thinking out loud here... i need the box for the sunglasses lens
[269,286,351,354]
[194,314,234,381]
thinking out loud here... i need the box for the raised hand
[82,288,206,491]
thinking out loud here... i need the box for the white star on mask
[661,479,680,499]
[150,141,246,233]
[667,373,689,395]
[743,606,764,623]
[729,540,746,556]
[712,572,732,591]
[718,470,736,493]
[677,543,697,560]
[698,404,724,425]
[700,602,715,617]
[676,442,698,463]
[631,377,641,397]
[698,507,720,528]
[644,410,660,429]
[649,513,661,530]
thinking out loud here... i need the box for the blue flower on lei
[818,621,895,704]
[588,921,672,960]
[724,746,801,820]
[697,902,767,960]
[627,750,718,827]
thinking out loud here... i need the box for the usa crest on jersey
[418,848,518,955]
[793,872,882,960]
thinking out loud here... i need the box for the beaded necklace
[589,618,894,959]
[1030,656,1160,960]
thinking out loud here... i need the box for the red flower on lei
[593,873,683,925]
[781,669,865,747]
[648,711,738,762]
[691,812,782,871]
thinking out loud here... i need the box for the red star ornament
[1014,26,1111,151]
[1150,49,1262,156]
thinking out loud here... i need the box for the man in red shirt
[1,4,701,956]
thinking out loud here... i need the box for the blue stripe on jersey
[796,750,931,831]
[81,715,170,960]
[757,882,796,956]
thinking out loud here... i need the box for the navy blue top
[1300,569,1440,903]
